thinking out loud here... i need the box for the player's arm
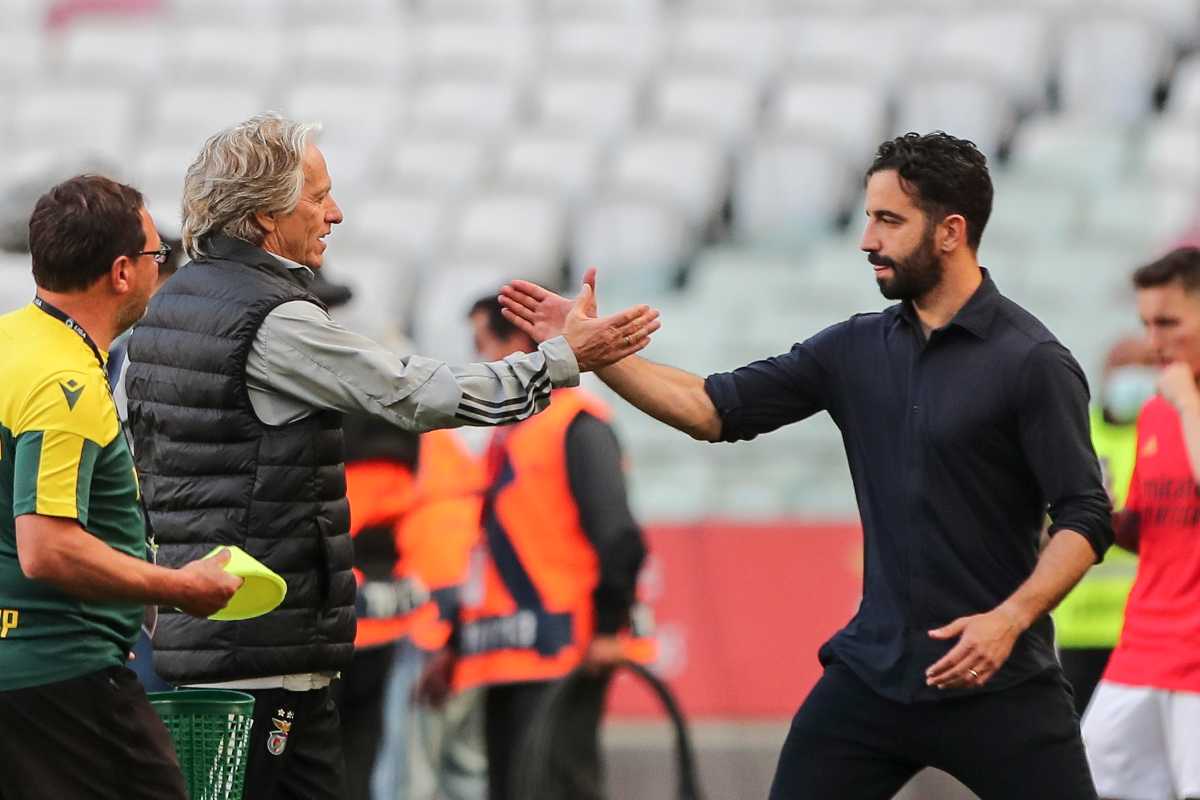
[11,376,239,618]
[565,412,647,670]
[15,514,238,617]
[500,269,833,441]
[926,530,1095,690]
[594,356,722,441]
[927,342,1114,690]
[245,296,658,432]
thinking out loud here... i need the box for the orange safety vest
[347,456,418,649]
[454,388,652,691]
[398,429,486,652]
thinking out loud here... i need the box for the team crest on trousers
[267,710,294,756]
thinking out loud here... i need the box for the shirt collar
[897,267,999,340]
[271,253,315,280]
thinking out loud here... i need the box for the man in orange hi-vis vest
[341,416,489,800]
[419,296,651,800]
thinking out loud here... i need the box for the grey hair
[181,112,321,259]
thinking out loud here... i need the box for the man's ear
[110,254,134,294]
[255,210,277,235]
[940,214,968,253]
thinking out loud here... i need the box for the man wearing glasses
[0,175,242,800]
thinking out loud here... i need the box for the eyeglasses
[137,242,172,265]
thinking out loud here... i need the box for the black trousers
[1059,647,1112,717]
[241,684,347,800]
[333,644,396,800]
[0,666,188,800]
[486,681,555,800]
[769,662,1098,800]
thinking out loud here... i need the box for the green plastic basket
[148,690,256,800]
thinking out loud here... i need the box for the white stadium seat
[415,20,535,81]
[346,193,456,265]
[129,145,196,228]
[531,73,643,146]
[895,76,1015,159]
[495,130,605,207]
[609,131,728,230]
[666,15,779,85]
[651,69,761,148]
[290,25,410,84]
[543,20,662,76]
[1008,114,1130,189]
[1058,15,1168,124]
[913,10,1051,110]
[1083,178,1200,251]
[986,179,1084,254]
[543,0,662,22]
[281,85,401,149]
[451,190,567,284]
[171,27,287,86]
[779,13,921,88]
[146,88,266,151]
[384,135,493,199]
[59,22,168,86]
[733,135,854,248]
[1167,55,1200,120]
[570,193,693,293]
[767,78,888,163]
[1141,120,1200,188]
[411,262,527,363]
[11,86,136,163]
[408,78,521,135]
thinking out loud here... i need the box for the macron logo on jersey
[59,379,84,410]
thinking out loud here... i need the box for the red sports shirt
[1103,395,1200,691]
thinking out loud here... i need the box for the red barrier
[609,521,864,721]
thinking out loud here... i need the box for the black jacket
[127,236,355,683]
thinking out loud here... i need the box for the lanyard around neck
[32,296,106,370]
[31,295,157,553]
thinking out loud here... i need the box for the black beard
[872,232,943,301]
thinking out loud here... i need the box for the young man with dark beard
[498,132,1112,800]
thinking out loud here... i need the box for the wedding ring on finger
[967,668,980,680]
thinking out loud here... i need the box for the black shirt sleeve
[703,321,844,443]
[565,412,647,635]
[1018,341,1115,561]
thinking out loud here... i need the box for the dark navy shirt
[704,271,1113,702]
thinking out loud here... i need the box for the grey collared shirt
[244,255,579,428]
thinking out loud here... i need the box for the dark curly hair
[866,132,993,251]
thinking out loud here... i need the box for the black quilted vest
[126,236,355,683]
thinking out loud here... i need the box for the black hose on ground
[510,659,704,800]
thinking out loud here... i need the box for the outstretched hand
[499,268,661,372]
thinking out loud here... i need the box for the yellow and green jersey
[1053,406,1139,650]
[0,303,145,691]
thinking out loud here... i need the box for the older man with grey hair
[125,113,659,800]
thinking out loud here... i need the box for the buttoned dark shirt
[704,270,1113,702]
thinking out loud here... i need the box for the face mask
[1102,366,1158,424]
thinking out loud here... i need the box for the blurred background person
[380,427,489,800]
[1053,336,1156,715]
[420,296,649,800]
[339,410,421,800]
[1082,247,1200,800]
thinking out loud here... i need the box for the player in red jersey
[1083,247,1200,800]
